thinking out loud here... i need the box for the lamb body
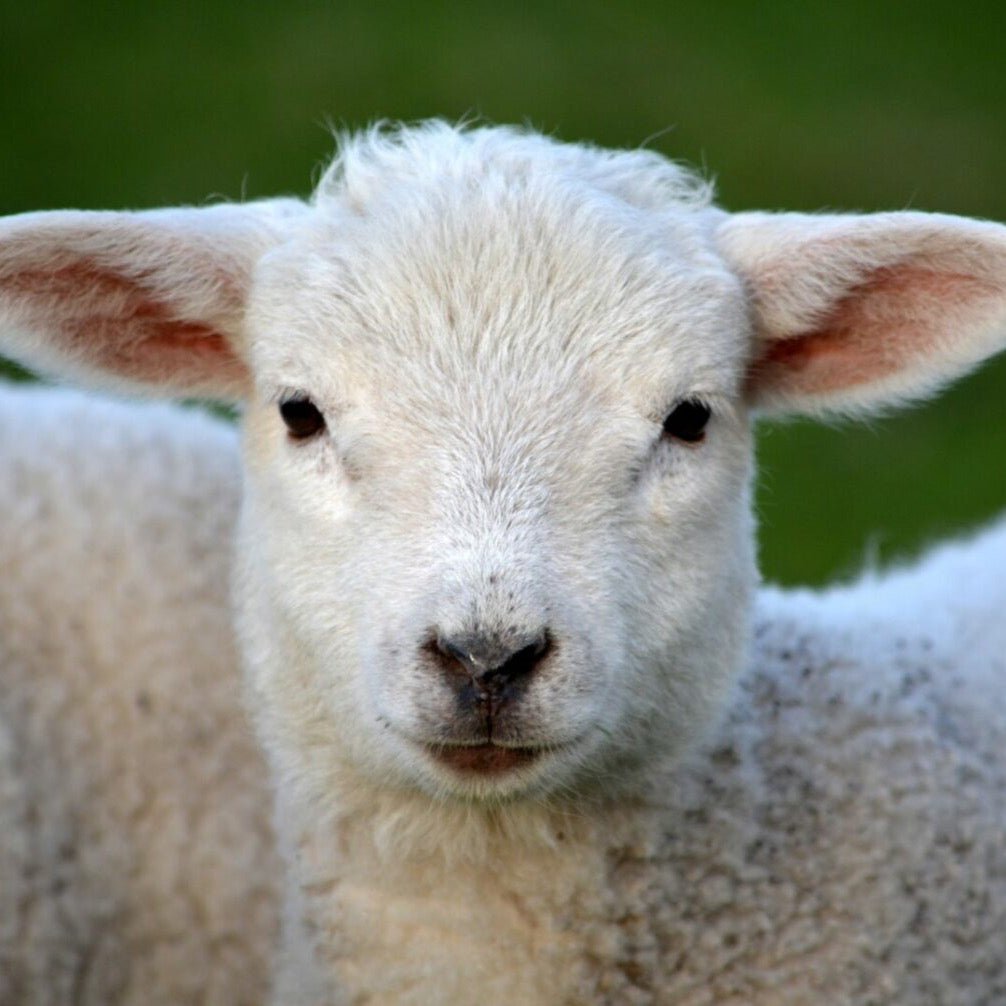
[0,388,279,1004]
[1,123,1005,1004]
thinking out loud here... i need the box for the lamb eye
[662,399,711,444]
[279,397,326,440]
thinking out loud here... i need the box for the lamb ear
[716,211,1006,415]
[0,199,306,399]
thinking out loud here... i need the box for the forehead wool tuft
[314,120,713,215]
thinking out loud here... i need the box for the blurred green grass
[2,0,1005,585]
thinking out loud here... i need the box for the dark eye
[279,396,326,440]
[662,399,711,444]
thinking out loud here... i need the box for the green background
[2,1,1005,585]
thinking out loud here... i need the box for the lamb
[1,121,1005,1005]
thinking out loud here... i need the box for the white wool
[0,121,1005,1004]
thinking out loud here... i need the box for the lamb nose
[436,630,552,692]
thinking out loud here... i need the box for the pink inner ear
[748,263,1002,399]
[7,259,248,390]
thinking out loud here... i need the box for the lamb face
[4,123,1005,814]
[237,148,757,800]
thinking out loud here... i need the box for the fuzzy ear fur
[0,199,305,398]
[717,211,1006,415]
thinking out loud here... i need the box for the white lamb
[1,122,1005,1006]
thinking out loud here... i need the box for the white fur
[1,121,1005,1004]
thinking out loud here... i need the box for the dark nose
[433,629,552,696]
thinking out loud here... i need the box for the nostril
[497,633,551,684]
[440,637,479,673]
[429,629,553,691]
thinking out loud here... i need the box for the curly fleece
[2,386,1004,1005]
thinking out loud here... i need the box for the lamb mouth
[424,742,544,775]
